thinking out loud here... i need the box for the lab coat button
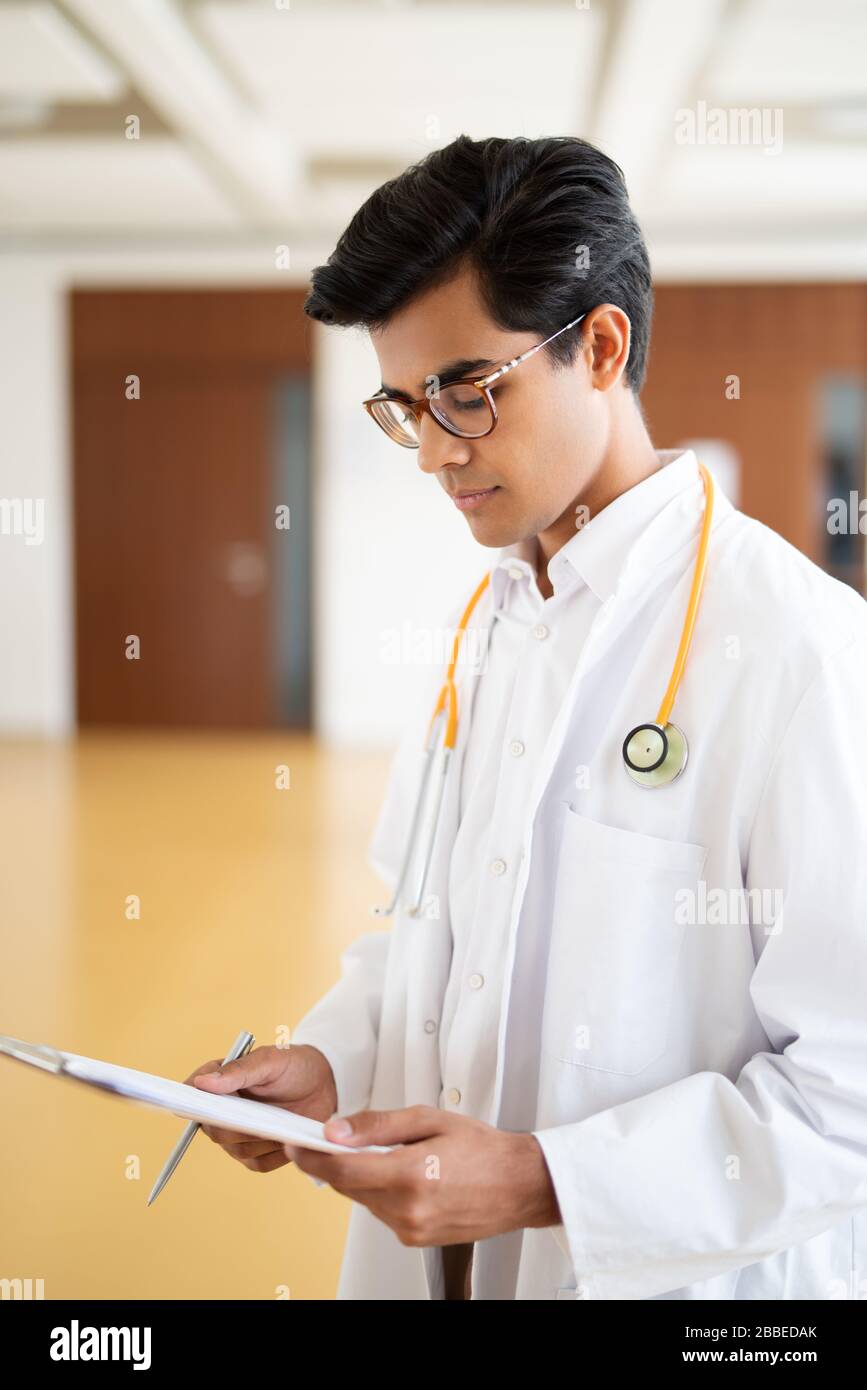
[533,624,549,641]
[468,973,484,990]
[507,563,524,580]
[424,1019,437,1034]
[446,1087,461,1105]
[509,739,525,757]
[490,858,507,875]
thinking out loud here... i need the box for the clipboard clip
[0,1033,67,1075]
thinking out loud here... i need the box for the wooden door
[71,289,311,728]
[643,284,867,569]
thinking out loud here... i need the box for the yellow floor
[0,732,392,1300]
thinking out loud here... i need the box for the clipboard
[0,1033,392,1155]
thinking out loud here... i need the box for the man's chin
[460,495,518,546]
[464,518,516,548]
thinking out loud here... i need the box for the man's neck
[535,430,661,600]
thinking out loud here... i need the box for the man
[191,135,867,1300]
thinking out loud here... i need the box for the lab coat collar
[490,448,730,609]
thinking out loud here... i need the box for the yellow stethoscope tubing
[372,464,714,917]
[426,571,492,750]
[654,460,715,728]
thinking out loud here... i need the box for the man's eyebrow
[379,357,499,399]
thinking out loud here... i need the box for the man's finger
[322,1104,444,1148]
[222,1138,283,1160]
[199,1121,280,1152]
[283,1143,402,1195]
[182,1059,224,1086]
[243,1149,290,1174]
[191,1048,285,1095]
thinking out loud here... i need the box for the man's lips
[449,485,501,511]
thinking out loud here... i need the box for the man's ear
[584,304,631,392]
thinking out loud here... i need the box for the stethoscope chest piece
[622,721,689,788]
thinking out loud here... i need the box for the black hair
[304,134,653,393]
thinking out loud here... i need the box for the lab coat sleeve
[291,592,470,1185]
[532,633,867,1300]
[289,931,389,1192]
[290,928,391,1119]
[290,666,435,1119]
[287,695,427,1117]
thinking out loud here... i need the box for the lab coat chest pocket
[541,804,708,1076]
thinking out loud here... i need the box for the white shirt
[439,448,702,1126]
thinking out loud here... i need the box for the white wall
[0,251,483,745]
[0,263,73,735]
[311,323,485,746]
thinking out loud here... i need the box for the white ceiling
[0,0,122,100]
[712,0,867,105]
[0,0,865,276]
[0,136,245,227]
[199,3,599,155]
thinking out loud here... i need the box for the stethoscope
[372,461,715,919]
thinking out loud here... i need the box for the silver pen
[147,1029,255,1207]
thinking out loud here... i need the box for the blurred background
[0,0,865,1299]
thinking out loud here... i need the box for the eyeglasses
[362,312,587,449]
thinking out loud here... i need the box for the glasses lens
[368,398,420,447]
[430,383,494,438]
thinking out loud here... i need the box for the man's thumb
[193,1054,260,1093]
[323,1106,439,1146]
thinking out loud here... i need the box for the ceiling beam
[57,0,297,226]
[588,0,729,209]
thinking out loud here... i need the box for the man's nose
[416,413,473,475]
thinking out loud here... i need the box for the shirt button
[446,1087,461,1105]
[509,739,525,757]
[507,563,524,580]
[490,858,507,875]
[533,624,549,641]
[424,1019,437,1034]
[468,973,484,990]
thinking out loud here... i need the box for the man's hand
[283,1105,562,1247]
[184,1044,338,1174]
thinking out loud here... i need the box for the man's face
[369,262,613,552]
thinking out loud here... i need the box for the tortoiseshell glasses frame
[362,312,588,448]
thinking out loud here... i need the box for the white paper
[0,1036,392,1155]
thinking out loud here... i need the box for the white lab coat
[292,459,867,1299]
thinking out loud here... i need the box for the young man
[193,135,867,1300]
